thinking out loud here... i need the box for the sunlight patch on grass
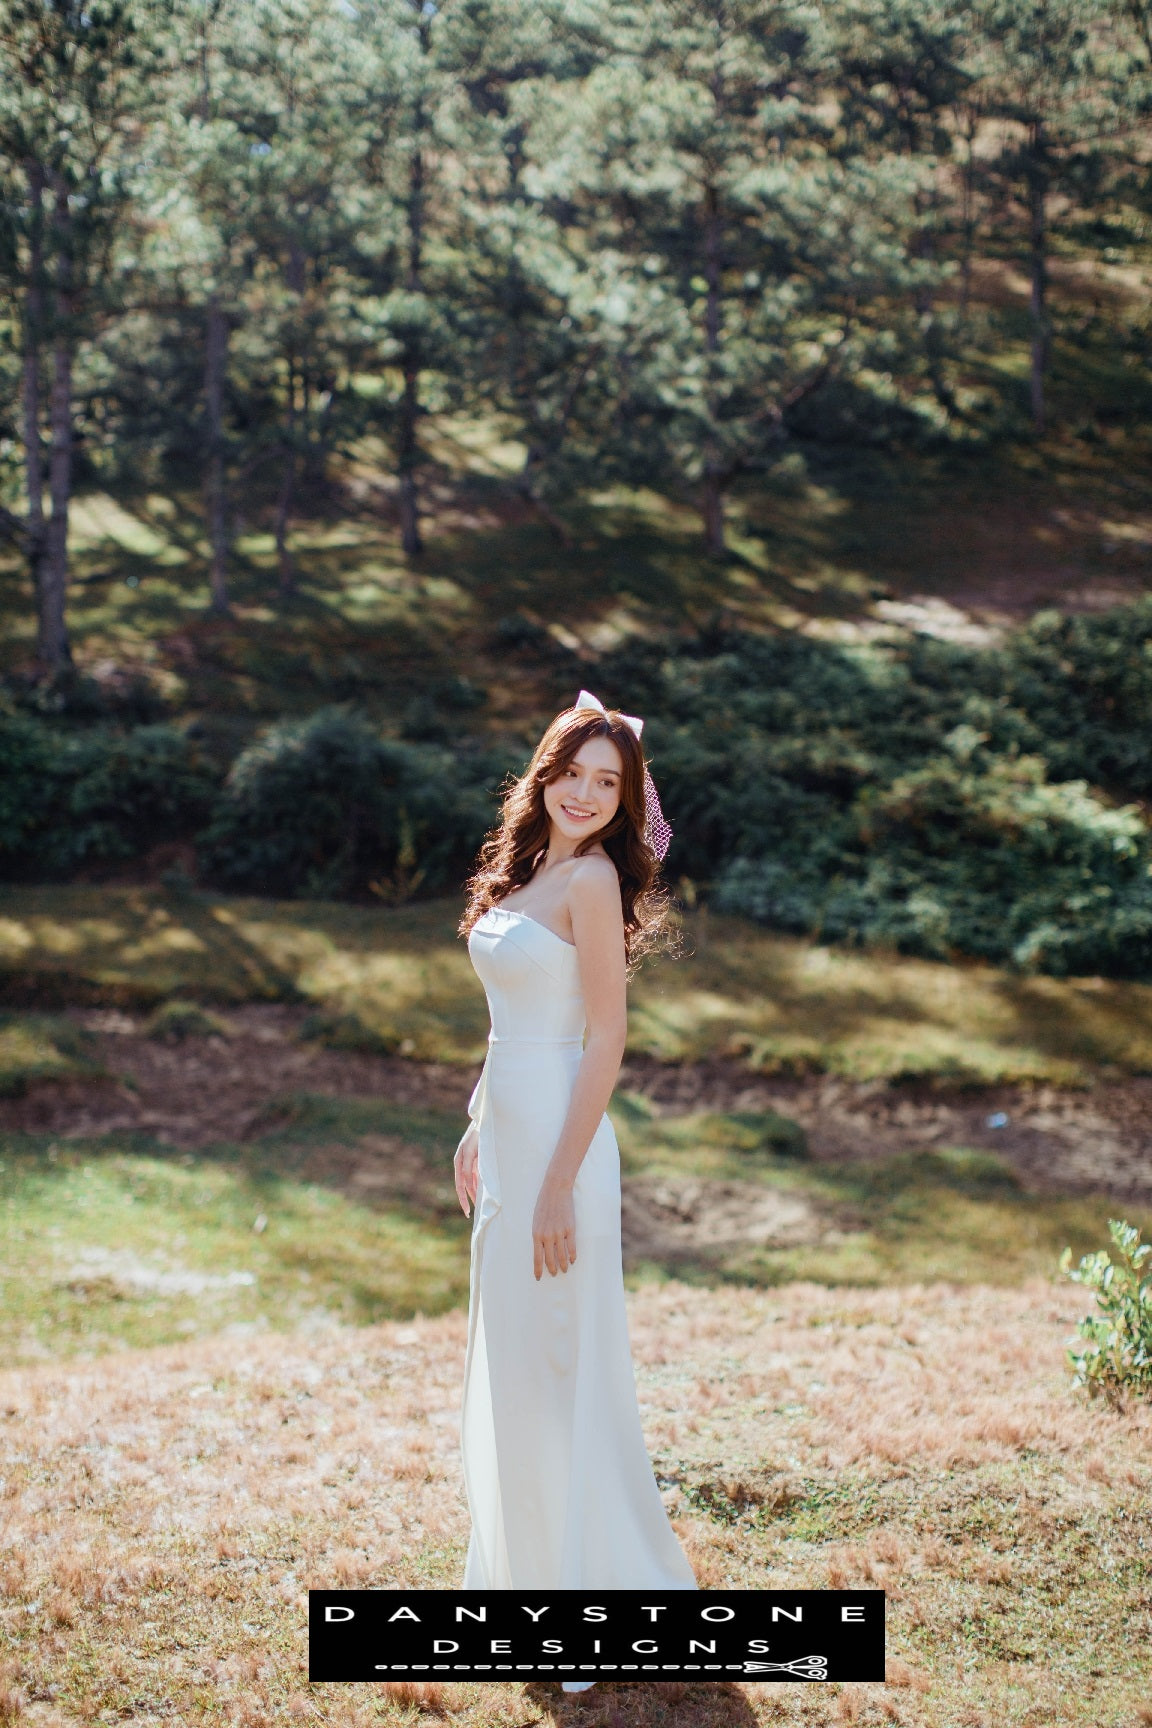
[69,493,174,559]
[631,914,1152,1081]
[0,1127,469,1364]
[7,888,1152,1081]
[1,1086,1136,1366]
[424,410,526,475]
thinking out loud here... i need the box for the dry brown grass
[0,1279,1148,1726]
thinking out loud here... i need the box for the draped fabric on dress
[460,905,698,1591]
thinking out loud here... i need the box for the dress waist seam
[487,1034,585,1047]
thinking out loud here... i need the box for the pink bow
[572,689,673,862]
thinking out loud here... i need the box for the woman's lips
[561,804,595,820]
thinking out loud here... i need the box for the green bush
[0,717,219,879]
[197,706,501,901]
[8,600,1152,980]
[0,1012,104,1096]
[1060,1220,1152,1405]
[992,603,1152,796]
[598,613,1152,976]
[144,1001,236,1042]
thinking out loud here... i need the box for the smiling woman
[452,692,695,1633]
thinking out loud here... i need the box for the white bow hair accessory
[573,688,673,861]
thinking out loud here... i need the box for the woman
[454,689,698,1684]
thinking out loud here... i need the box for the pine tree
[0,0,158,671]
[144,0,375,608]
[428,0,613,536]
[346,0,458,557]
[830,0,974,418]
[969,0,1138,434]
[520,0,932,553]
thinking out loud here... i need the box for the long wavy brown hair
[459,703,677,971]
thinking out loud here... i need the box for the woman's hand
[454,1122,479,1216]
[533,1175,577,1280]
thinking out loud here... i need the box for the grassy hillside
[6,887,1152,1083]
[2,250,1151,746]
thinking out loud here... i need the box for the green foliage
[992,604,1152,796]
[1059,1220,1152,1405]
[600,604,1152,976]
[0,717,220,879]
[0,1013,103,1098]
[196,706,500,901]
[143,1000,235,1042]
[11,599,1152,977]
[297,1008,402,1056]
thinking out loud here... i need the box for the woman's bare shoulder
[567,852,622,910]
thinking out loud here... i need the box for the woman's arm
[532,856,628,1279]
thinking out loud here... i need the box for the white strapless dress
[460,905,698,1591]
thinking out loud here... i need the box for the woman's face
[542,736,624,845]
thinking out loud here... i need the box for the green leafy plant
[143,1001,235,1043]
[0,717,219,879]
[1059,1220,1152,1405]
[196,707,502,902]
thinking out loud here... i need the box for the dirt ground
[2,1004,1150,1210]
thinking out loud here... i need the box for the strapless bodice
[467,906,586,1045]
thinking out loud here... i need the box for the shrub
[144,1001,236,1042]
[994,602,1152,796]
[0,1013,104,1097]
[598,615,1152,977]
[197,706,501,901]
[0,717,219,879]
[63,724,221,867]
[1060,1220,1152,1405]
[0,716,61,870]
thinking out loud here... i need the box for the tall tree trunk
[21,159,48,617]
[38,179,73,673]
[398,71,426,558]
[1028,123,1050,436]
[398,364,421,555]
[204,292,230,613]
[958,107,978,326]
[701,471,725,555]
[912,201,957,418]
[276,361,298,595]
[701,179,725,556]
[277,243,306,595]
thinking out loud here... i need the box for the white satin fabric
[460,905,698,1591]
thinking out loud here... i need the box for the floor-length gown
[460,905,698,1591]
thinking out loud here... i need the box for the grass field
[1,885,1147,1369]
[7,887,1152,1084]
[1,1092,1136,1366]
[0,1278,1148,1727]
